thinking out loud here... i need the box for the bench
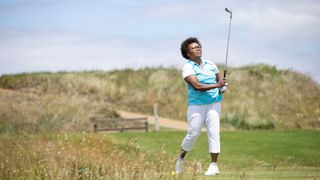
[91,117,148,132]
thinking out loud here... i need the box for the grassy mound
[0,64,319,133]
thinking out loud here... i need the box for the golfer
[175,37,226,176]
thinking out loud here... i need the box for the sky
[0,0,319,83]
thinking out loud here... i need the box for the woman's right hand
[217,80,226,88]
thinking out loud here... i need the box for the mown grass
[111,129,320,179]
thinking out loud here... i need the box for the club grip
[223,69,227,80]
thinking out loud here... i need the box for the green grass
[110,129,320,179]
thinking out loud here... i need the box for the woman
[175,37,226,176]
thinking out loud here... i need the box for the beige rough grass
[0,133,201,179]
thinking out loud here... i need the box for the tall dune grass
[224,65,320,129]
[0,86,119,134]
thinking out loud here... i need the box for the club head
[225,8,232,14]
[225,8,232,18]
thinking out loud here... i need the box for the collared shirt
[182,59,222,105]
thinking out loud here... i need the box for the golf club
[220,8,232,93]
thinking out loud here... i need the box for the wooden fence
[91,117,148,132]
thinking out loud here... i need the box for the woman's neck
[193,58,202,66]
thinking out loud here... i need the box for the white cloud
[0,30,183,74]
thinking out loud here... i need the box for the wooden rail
[91,117,148,132]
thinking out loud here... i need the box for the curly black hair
[180,37,202,59]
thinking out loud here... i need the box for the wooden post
[94,124,97,133]
[145,120,148,132]
[153,103,159,131]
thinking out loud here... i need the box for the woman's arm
[216,73,226,84]
[185,74,225,92]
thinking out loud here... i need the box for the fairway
[110,129,320,179]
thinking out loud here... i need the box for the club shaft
[224,9,232,79]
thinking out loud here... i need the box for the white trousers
[181,102,221,153]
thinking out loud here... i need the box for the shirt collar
[188,59,209,66]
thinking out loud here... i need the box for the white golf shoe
[205,163,219,176]
[175,157,184,174]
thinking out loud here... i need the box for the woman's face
[187,42,202,60]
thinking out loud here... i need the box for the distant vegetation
[1,64,319,133]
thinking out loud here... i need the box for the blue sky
[1,0,319,82]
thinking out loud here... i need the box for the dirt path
[118,110,188,131]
